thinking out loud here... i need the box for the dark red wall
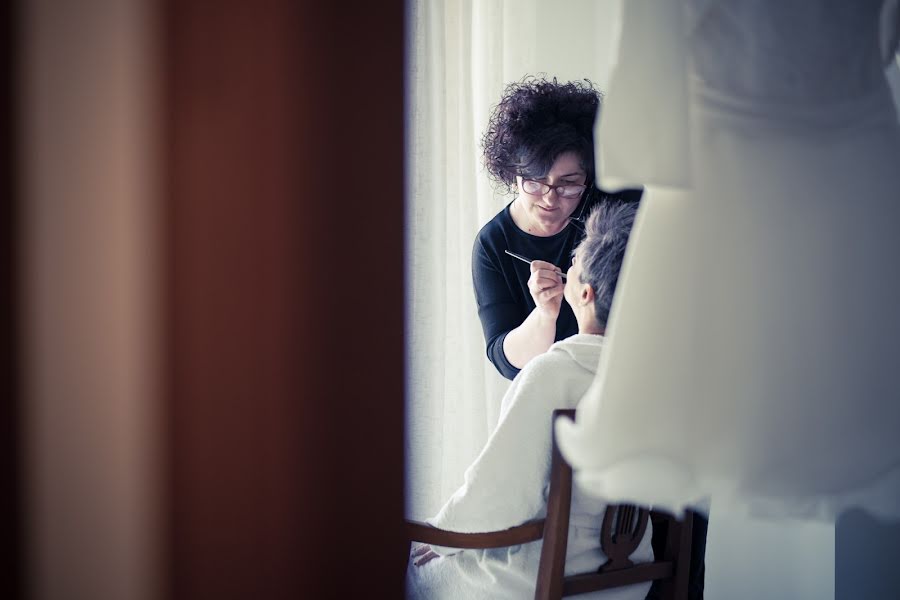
[163,1,406,597]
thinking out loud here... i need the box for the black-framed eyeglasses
[521,179,587,199]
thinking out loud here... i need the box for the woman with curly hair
[472,76,641,381]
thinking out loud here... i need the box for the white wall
[706,506,834,599]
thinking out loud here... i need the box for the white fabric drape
[556,0,900,526]
[405,0,623,519]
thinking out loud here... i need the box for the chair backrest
[534,409,693,600]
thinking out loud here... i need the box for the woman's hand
[500,259,566,370]
[528,260,565,320]
[411,544,440,567]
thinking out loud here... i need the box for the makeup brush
[504,249,567,280]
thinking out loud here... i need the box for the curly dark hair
[481,75,602,190]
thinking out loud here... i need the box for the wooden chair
[405,409,694,600]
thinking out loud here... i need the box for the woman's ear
[580,283,595,307]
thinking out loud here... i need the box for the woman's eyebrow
[539,171,584,181]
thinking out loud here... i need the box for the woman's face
[564,245,584,306]
[514,151,586,236]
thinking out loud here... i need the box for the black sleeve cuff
[487,330,520,381]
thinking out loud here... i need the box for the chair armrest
[404,518,545,549]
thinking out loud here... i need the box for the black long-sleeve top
[472,188,642,380]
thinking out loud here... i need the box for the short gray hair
[575,201,638,325]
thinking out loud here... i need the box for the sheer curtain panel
[405,0,622,519]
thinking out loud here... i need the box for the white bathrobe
[406,334,653,600]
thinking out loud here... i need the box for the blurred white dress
[557,0,900,523]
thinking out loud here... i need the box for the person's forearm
[502,308,557,369]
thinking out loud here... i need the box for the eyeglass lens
[522,179,585,198]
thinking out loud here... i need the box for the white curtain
[404,0,623,520]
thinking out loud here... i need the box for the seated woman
[406,202,652,600]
